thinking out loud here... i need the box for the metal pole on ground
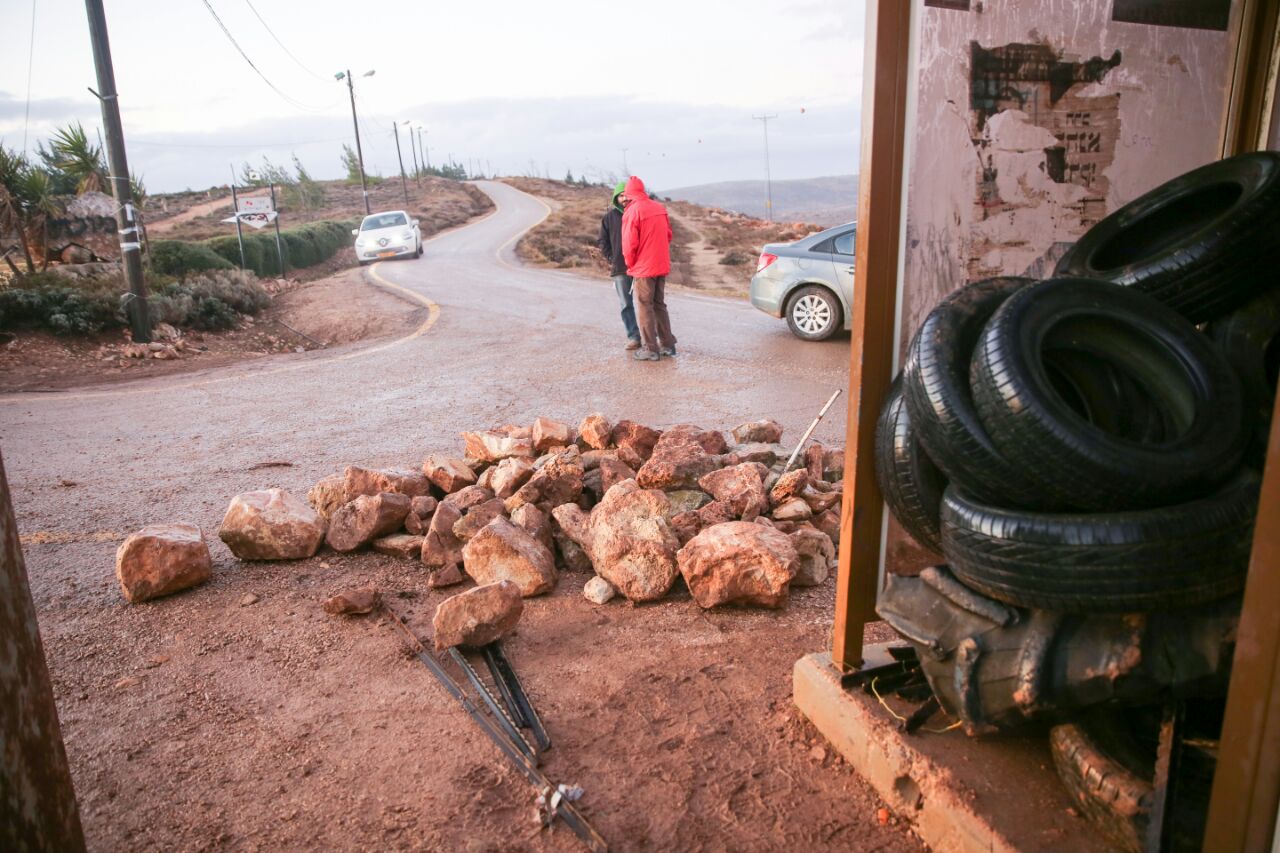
[393,122,410,206]
[405,121,420,183]
[270,181,285,275]
[229,169,246,270]
[343,69,371,215]
[85,0,150,342]
[752,113,778,221]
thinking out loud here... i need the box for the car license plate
[377,250,396,258]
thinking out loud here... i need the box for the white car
[353,210,422,264]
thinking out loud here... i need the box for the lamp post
[335,68,375,215]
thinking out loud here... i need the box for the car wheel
[785,285,841,341]
[971,277,1245,510]
[874,378,946,554]
[1054,151,1280,322]
[939,471,1259,613]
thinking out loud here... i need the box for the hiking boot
[633,348,660,361]
[625,338,641,351]
[659,346,677,357]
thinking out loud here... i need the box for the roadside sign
[237,196,274,214]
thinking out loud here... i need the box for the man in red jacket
[621,175,677,361]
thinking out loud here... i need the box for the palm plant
[0,145,60,273]
[48,123,108,195]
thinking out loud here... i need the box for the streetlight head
[363,69,376,77]
[334,71,346,81]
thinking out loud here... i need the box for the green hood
[611,180,627,211]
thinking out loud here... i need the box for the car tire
[1207,286,1280,468]
[785,285,841,341]
[874,378,946,554]
[902,276,1045,508]
[939,471,1259,613]
[417,242,424,258]
[1054,151,1280,323]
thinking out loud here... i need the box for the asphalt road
[2,179,851,547]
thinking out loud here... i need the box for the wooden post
[831,0,913,672]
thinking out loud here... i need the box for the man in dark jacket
[621,175,676,361]
[598,180,641,350]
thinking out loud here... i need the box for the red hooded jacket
[621,176,673,278]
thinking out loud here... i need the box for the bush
[196,218,354,277]
[720,250,752,266]
[149,240,234,277]
[0,276,122,334]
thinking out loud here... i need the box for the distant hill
[658,174,857,226]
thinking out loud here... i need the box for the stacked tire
[875,151,1280,851]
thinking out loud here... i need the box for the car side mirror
[412,219,419,227]
[351,228,359,236]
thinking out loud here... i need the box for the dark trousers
[633,276,676,352]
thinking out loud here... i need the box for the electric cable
[22,0,37,155]
[242,0,328,82]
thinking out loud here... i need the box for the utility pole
[85,0,150,342]
[228,167,246,270]
[392,121,410,206]
[405,121,420,183]
[752,114,778,221]
[338,68,371,215]
[419,128,429,170]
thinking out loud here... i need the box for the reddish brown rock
[421,502,464,568]
[578,414,612,450]
[462,517,557,597]
[611,420,662,461]
[790,528,835,586]
[428,562,466,588]
[372,533,424,559]
[116,523,213,603]
[585,479,680,602]
[814,509,842,550]
[489,457,535,499]
[442,485,497,513]
[772,496,813,522]
[658,424,728,455]
[804,443,826,482]
[595,457,636,497]
[550,504,594,572]
[462,429,534,462]
[823,448,845,483]
[432,580,524,651]
[677,521,800,609]
[636,437,720,491]
[219,488,326,561]
[326,493,412,552]
[802,485,842,514]
[452,497,509,542]
[404,495,438,535]
[506,448,584,512]
[511,502,555,555]
[323,587,380,616]
[423,456,477,493]
[583,467,605,502]
[732,420,784,445]
[770,469,810,506]
[731,443,780,466]
[669,511,702,546]
[307,474,346,523]
[697,500,737,528]
[532,417,574,453]
[343,466,431,502]
[698,463,769,521]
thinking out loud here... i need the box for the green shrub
[0,279,121,334]
[195,218,354,277]
[149,240,234,277]
[190,296,238,330]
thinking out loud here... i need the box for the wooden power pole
[85,0,150,343]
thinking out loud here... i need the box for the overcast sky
[0,0,862,193]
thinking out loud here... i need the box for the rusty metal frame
[1221,0,1280,156]
[831,0,914,671]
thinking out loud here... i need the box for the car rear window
[362,213,407,230]
[833,231,856,255]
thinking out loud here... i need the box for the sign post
[268,185,285,275]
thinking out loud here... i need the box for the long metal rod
[781,388,843,475]
[485,642,551,752]
[449,647,536,762]
[345,69,370,215]
[383,608,607,851]
[229,172,246,270]
[482,645,526,726]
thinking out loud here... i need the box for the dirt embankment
[501,177,824,298]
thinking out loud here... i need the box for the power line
[241,0,327,82]
[129,136,348,150]
[22,0,37,156]
[197,0,334,113]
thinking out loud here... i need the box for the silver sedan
[749,223,855,341]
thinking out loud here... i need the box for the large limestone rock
[462,517,557,597]
[611,420,662,461]
[578,413,612,450]
[422,455,476,493]
[307,474,346,523]
[343,465,431,502]
[462,429,534,462]
[489,457,535,499]
[732,419,784,445]
[452,497,509,542]
[790,528,835,586]
[532,417,574,453]
[421,502,464,568]
[677,521,800,609]
[698,463,769,521]
[432,580,524,651]
[506,447,584,512]
[116,523,212,603]
[219,488,325,560]
[584,480,680,602]
[326,493,412,552]
[636,434,721,491]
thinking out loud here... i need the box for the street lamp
[335,68,375,215]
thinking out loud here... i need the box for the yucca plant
[0,145,58,272]
[48,123,108,195]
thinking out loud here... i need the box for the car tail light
[756,252,778,272]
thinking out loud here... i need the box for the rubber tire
[1054,151,1280,323]
[417,241,424,257]
[1207,286,1280,468]
[971,277,1245,511]
[874,378,946,554]
[785,284,842,341]
[902,276,1044,508]
[939,471,1259,613]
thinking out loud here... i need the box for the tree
[287,155,325,210]
[565,168,575,184]
[340,144,362,184]
[45,123,108,194]
[0,145,59,273]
